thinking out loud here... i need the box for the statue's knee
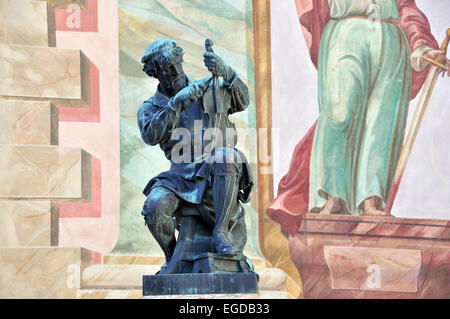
[142,188,178,225]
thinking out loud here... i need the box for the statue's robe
[267,0,439,235]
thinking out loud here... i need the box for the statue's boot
[212,172,240,256]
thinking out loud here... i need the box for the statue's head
[141,39,188,96]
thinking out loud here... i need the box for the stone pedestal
[143,273,259,297]
[185,253,254,274]
[288,214,450,299]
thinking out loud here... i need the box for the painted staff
[386,28,450,214]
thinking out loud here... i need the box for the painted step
[102,255,165,266]
[258,268,287,291]
[102,255,267,271]
[77,289,142,299]
[81,264,288,292]
[258,290,290,299]
[81,264,162,289]
[78,288,290,300]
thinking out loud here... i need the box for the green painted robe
[309,0,411,214]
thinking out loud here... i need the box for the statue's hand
[169,81,210,111]
[203,52,235,82]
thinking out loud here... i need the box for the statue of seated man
[138,39,253,274]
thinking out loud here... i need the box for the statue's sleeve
[137,100,177,146]
[397,0,439,99]
[224,74,250,114]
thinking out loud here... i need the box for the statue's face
[157,61,188,96]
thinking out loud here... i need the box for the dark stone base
[143,273,259,296]
[184,253,255,274]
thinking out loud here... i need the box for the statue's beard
[171,76,187,94]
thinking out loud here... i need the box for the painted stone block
[0,44,91,108]
[0,100,58,145]
[0,0,55,46]
[0,145,91,201]
[0,201,59,247]
[0,247,91,299]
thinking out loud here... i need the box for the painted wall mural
[0,0,448,300]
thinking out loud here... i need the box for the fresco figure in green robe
[308,0,448,216]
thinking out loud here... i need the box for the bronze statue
[138,39,254,274]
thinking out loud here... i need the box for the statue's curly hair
[142,45,184,78]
